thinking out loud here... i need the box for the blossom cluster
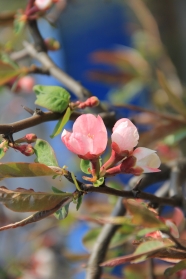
[61,114,161,183]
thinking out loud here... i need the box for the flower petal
[132,147,156,161]
[111,119,139,152]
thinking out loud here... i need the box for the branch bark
[86,197,126,279]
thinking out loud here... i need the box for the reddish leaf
[0,195,72,231]
[100,240,174,267]
[125,199,168,230]
[0,186,73,212]
[0,162,59,180]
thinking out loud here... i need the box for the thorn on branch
[21,105,35,115]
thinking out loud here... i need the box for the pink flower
[105,147,161,176]
[35,0,53,10]
[131,147,161,174]
[111,118,139,156]
[61,114,107,160]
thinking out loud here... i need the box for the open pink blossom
[105,147,161,176]
[111,118,139,155]
[61,114,107,160]
[131,147,161,174]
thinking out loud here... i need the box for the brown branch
[64,172,181,207]
[0,110,115,136]
[113,103,186,125]
[23,41,92,100]
[83,185,181,207]
[86,198,126,279]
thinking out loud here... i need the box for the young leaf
[157,71,186,117]
[164,259,186,276]
[54,203,70,220]
[93,177,104,187]
[34,139,58,166]
[0,186,73,212]
[0,60,23,86]
[50,107,72,138]
[71,172,82,191]
[125,199,168,230]
[0,139,8,159]
[80,159,91,174]
[0,196,72,231]
[76,195,83,211]
[14,10,26,35]
[101,240,174,267]
[33,85,70,113]
[0,162,57,180]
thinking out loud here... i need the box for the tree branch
[23,41,92,100]
[86,197,126,279]
[0,109,115,135]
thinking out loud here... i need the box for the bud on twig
[44,38,60,51]
[70,96,100,110]
[13,144,35,156]
[15,134,37,144]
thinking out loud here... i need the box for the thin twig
[64,171,181,207]
[86,198,126,279]
[113,103,186,124]
[23,41,92,100]
[0,110,115,135]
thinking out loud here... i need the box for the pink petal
[132,147,156,161]
[61,130,89,156]
[111,119,139,152]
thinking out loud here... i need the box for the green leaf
[14,10,26,35]
[0,186,73,212]
[76,195,83,211]
[0,53,18,69]
[132,240,173,263]
[0,60,24,86]
[80,159,91,174]
[50,107,71,138]
[93,177,104,187]
[54,203,70,220]
[164,128,186,146]
[0,162,57,180]
[101,239,174,267]
[125,199,168,230]
[83,225,134,252]
[0,138,8,159]
[33,85,70,113]
[52,186,66,194]
[157,71,186,117]
[71,172,82,191]
[164,260,186,276]
[34,139,58,166]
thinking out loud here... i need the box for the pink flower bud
[16,76,35,93]
[35,0,53,10]
[61,114,107,160]
[111,118,139,156]
[25,134,37,143]
[44,38,60,50]
[14,144,35,156]
[78,96,100,109]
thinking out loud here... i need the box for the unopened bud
[15,133,37,144]
[25,134,37,143]
[16,76,35,93]
[14,144,35,156]
[78,96,100,109]
[44,38,60,50]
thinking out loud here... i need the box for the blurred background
[0,0,186,278]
